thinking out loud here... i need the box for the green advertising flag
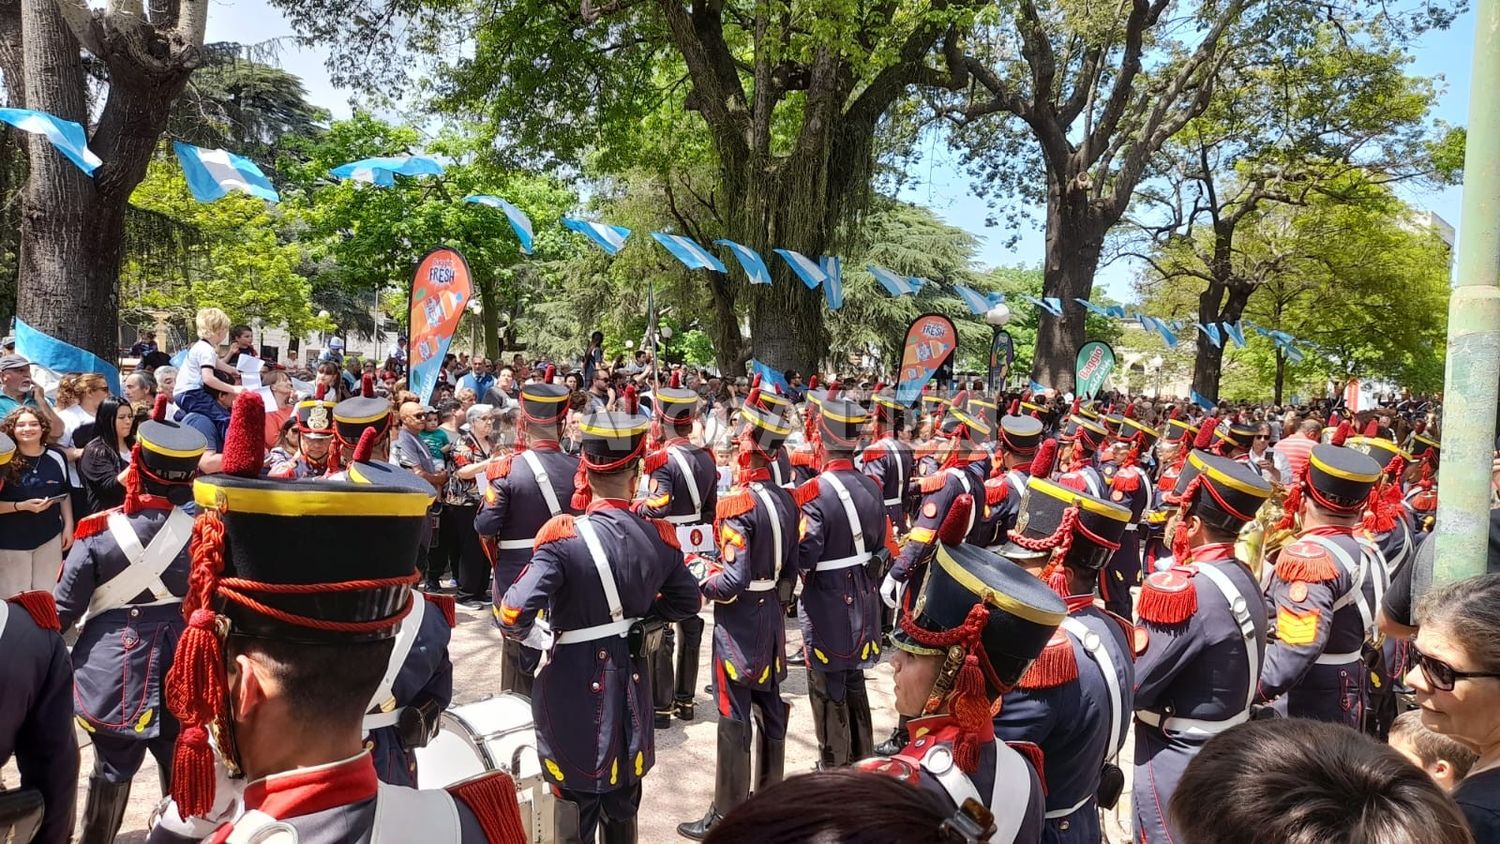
[1075,341,1116,400]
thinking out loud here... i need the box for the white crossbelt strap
[371,782,461,844]
[948,468,977,535]
[1300,534,1375,642]
[751,483,784,584]
[89,508,194,619]
[1006,470,1028,502]
[920,740,1029,843]
[519,449,563,516]
[576,517,625,623]
[881,439,906,507]
[1060,616,1125,762]
[820,473,868,573]
[364,589,426,734]
[1136,708,1249,736]
[224,810,296,844]
[1083,471,1101,498]
[1316,649,1364,665]
[1196,563,1260,716]
[668,446,704,518]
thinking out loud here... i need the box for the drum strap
[89,508,192,620]
[668,446,704,518]
[364,589,426,733]
[881,439,905,507]
[520,450,563,517]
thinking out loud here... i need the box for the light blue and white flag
[172,141,278,203]
[1029,379,1047,394]
[1190,389,1216,411]
[1194,322,1222,348]
[1074,298,1113,319]
[716,240,772,285]
[1221,321,1245,347]
[14,317,121,395]
[0,108,101,175]
[1106,304,1128,319]
[772,248,828,289]
[651,232,727,273]
[464,195,534,254]
[954,284,993,315]
[563,217,631,255]
[749,359,790,393]
[1139,315,1179,349]
[329,155,444,187]
[821,256,844,310]
[868,266,919,297]
[1282,343,1305,363]
[1021,295,1064,317]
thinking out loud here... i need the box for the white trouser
[0,534,62,598]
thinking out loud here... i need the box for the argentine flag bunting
[1106,304,1127,318]
[1194,322,1222,348]
[749,359,790,393]
[1221,321,1245,347]
[563,217,631,255]
[1190,390,1216,411]
[1074,298,1112,318]
[1029,379,1047,394]
[773,248,828,289]
[173,141,279,203]
[651,232,727,273]
[14,318,121,395]
[867,266,920,297]
[0,108,101,175]
[329,155,444,187]
[954,284,992,315]
[821,256,844,309]
[716,240,772,285]
[464,195,534,254]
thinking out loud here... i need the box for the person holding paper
[224,324,258,367]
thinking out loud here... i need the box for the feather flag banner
[0,108,101,175]
[1194,322,1222,348]
[652,232,727,273]
[1221,321,1245,347]
[716,239,772,285]
[563,217,631,255]
[868,265,919,297]
[895,314,958,407]
[773,248,828,289]
[329,155,444,187]
[464,195,534,254]
[820,256,844,310]
[173,141,278,203]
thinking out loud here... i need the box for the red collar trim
[666,436,693,448]
[823,459,854,472]
[902,714,964,751]
[587,498,630,513]
[129,495,175,513]
[1064,594,1096,613]
[527,441,561,452]
[1303,525,1355,537]
[242,753,377,819]
[1187,542,1237,563]
[744,468,771,482]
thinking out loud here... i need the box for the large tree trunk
[1034,176,1105,392]
[704,269,746,376]
[16,0,199,360]
[1190,277,1251,402]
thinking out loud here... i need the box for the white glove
[521,612,554,651]
[880,573,900,609]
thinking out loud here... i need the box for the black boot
[675,616,703,721]
[876,715,911,757]
[553,799,585,844]
[653,626,676,728]
[754,714,787,791]
[676,718,752,839]
[600,814,638,844]
[80,774,132,844]
[807,670,853,769]
[786,647,806,667]
[846,672,875,761]
[501,638,536,700]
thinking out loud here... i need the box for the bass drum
[415,694,552,843]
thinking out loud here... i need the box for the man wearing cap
[0,354,65,440]
[1142,411,1198,571]
[0,432,79,844]
[150,393,522,843]
[994,476,1136,842]
[635,373,717,725]
[267,389,340,479]
[1093,408,1158,618]
[796,396,894,768]
[1131,451,1272,843]
[53,397,206,843]
[1254,440,1389,726]
[883,403,992,611]
[1055,411,1110,498]
[862,385,915,536]
[676,387,800,840]
[475,367,581,697]
[856,495,1056,842]
[1404,428,1440,532]
[497,397,703,843]
[982,406,1046,549]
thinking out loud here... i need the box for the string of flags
[8,102,1317,353]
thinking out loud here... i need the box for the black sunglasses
[1411,643,1500,691]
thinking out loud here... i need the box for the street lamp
[467,299,483,357]
[1148,354,1164,399]
[984,305,1012,394]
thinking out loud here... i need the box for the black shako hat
[293,399,337,439]
[1058,415,1109,451]
[580,409,652,468]
[895,541,1067,692]
[1303,443,1382,512]
[1001,475,1131,571]
[333,396,393,447]
[1171,450,1273,532]
[997,414,1044,455]
[137,414,207,485]
[1162,416,1199,444]
[0,431,12,469]
[736,387,794,455]
[1347,436,1411,471]
[816,397,870,448]
[1216,422,1259,454]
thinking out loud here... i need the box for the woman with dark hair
[0,407,72,596]
[78,396,138,514]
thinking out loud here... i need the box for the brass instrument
[1236,481,1298,581]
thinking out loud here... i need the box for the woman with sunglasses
[1410,572,1500,840]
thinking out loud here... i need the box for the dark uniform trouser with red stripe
[706,666,790,822]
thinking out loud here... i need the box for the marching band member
[266,387,340,479]
[497,400,702,843]
[677,388,800,839]
[1132,451,1272,843]
[1093,407,1157,618]
[54,396,205,843]
[151,392,523,843]
[474,366,580,697]
[862,384,915,536]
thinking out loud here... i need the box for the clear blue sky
[208,2,1475,303]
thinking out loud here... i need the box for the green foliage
[170,45,332,166]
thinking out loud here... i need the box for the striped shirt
[1273,433,1318,480]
